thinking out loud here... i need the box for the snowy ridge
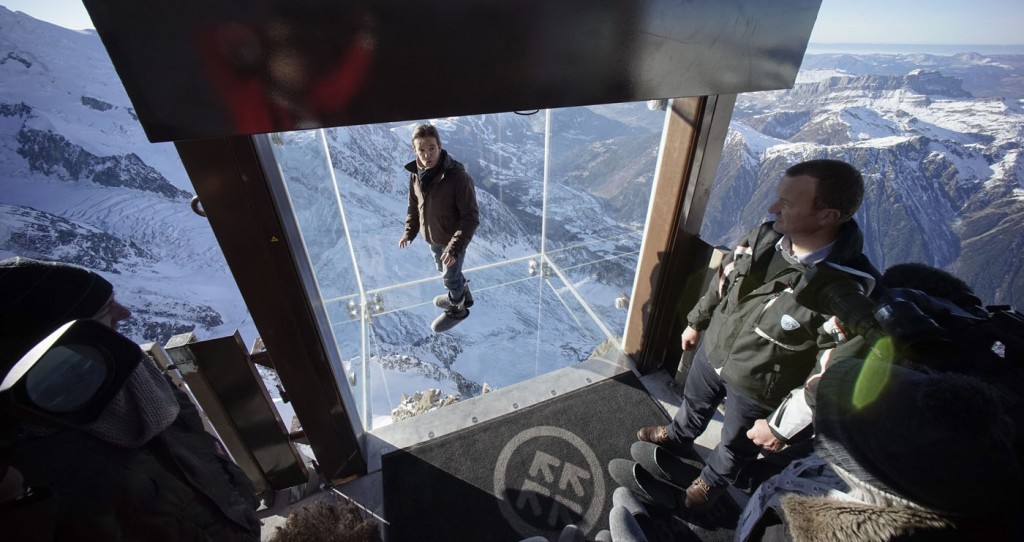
[0,7,249,345]
[3,5,1024,428]
[710,52,1024,307]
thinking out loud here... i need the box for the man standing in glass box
[398,124,480,333]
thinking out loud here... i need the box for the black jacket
[689,220,878,407]
[0,386,260,541]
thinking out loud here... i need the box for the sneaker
[433,286,474,309]
[431,305,470,333]
[683,476,725,511]
[607,459,680,510]
[629,441,700,488]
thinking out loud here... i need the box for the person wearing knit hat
[0,255,261,541]
[736,357,1023,541]
[0,256,131,374]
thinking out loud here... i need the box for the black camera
[791,264,882,340]
[792,265,963,368]
[1,319,144,429]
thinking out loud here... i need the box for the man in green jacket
[635,159,879,513]
[398,124,480,333]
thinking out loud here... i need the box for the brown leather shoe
[636,426,696,459]
[636,425,671,444]
[683,476,725,511]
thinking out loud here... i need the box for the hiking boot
[433,286,474,309]
[683,476,725,511]
[431,304,470,333]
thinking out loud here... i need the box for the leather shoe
[636,425,695,459]
[636,425,671,444]
[683,476,725,511]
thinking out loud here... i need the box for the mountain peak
[905,69,972,98]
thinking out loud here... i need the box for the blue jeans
[430,244,467,304]
[667,346,773,489]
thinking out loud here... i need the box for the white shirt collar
[776,236,836,265]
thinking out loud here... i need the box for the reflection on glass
[265,102,663,430]
[25,344,107,412]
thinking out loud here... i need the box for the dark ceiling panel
[83,0,821,142]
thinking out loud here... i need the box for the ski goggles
[1,320,143,428]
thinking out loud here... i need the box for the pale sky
[809,0,1024,45]
[4,0,1024,45]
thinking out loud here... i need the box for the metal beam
[82,0,820,142]
[174,136,366,483]
[161,332,272,495]
[181,332,308,489]
[623,95,735,374]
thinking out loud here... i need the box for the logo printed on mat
[494,426,605,537]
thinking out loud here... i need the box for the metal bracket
[165,332,199,374]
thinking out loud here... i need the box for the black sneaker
[431,305,470,332]
[434,286,473,309]
[630,441,701,488]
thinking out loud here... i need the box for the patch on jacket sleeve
[780,314,801,331]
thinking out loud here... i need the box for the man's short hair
[412,124,442,147]
[786,159,864,222]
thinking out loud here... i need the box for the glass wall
[263,103,666,429]
[701,47,1024,308]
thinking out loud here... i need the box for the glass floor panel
[332,258,614,430]
[263,102,665,432]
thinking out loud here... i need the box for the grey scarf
[82,356,180,447]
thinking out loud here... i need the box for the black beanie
[0,257,113,375]
[814,357,1021,517]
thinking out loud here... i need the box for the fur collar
[780,494,954,542]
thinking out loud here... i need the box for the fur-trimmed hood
[780,494,953,542]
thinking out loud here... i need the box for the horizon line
[809,41,1024,46]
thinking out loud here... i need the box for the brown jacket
[403,150,479,254]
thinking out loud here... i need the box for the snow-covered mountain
[0,6,255,344]
[0,6,663,428]
[705,54,1024,308]
[3,5,1024,429]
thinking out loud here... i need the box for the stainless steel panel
[82,0,820,142]
[186,332,309,490]
[162,332,273,494]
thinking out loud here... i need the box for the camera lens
[24,344,109,413]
